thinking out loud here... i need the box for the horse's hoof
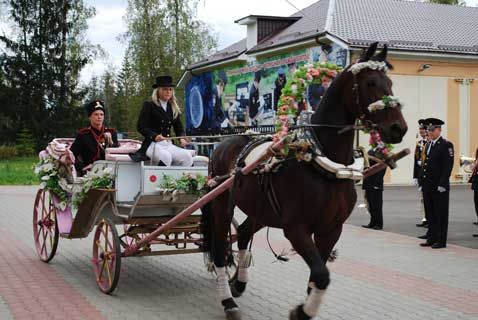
[230,280,247,298]
[225,308,241,320]
[289,304,311,320]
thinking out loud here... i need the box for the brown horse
[201,43,408,320]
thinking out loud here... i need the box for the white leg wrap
[303,284,325,318]
[216,266,233,301]
[237,250,251,283]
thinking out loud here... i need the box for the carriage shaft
[122,139,287,257]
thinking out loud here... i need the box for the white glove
[437,186,446,193]
[418,186,422,192]
[413,178,418,187]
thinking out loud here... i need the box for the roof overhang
[247,31,351,58]
[235,15,301,25]
[177,53,248,88]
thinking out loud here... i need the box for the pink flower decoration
[310,69,320,77]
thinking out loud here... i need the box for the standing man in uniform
[419,118,454,249]
[414,119,428,228]
[362,149,386,230]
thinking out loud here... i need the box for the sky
[1,0,478,83]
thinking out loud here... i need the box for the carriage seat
[105,139,142,162]
[106,146,209,167]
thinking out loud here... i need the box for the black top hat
[152,75,175,88]
[418,119,426,129]
[424,117,445,129]
[85,100,105,117]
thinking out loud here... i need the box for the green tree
[0,0,100,149]
[427,0,466,5]
[122,0,217,100]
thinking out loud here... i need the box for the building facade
[179,0,478,184]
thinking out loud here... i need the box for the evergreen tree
[0,0,99,149]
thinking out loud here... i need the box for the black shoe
[157,160,166,166]
[431,243,446,249]
[473,234,478,237]
[473,222,478,226]
[129,152,149,162]
[420,241,434,247]
[416,222,428,227]
[362,224,375,229]
[373,226,383,230]
[417,235,428,239]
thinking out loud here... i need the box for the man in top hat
[419,118,454,249]
[70,100,119,176]
[414,119,429,228]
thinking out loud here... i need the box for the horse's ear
[376,44,388,61]
[363,42,378,61]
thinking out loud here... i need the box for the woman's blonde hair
[152,87,181,119]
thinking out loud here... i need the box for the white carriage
[32,139,237,293]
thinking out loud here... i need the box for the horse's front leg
[230,217,263,297]
[209,198,241,320]
[284,225,330,320]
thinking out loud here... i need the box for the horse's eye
[367,80,376,87]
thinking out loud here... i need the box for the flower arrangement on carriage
[157,172,208,203]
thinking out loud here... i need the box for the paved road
[0,186,477,320]
[348,185,478,249]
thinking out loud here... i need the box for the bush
[0,145,18,160]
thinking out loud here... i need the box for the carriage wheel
[92,218,121,294]
[33,189,59,262]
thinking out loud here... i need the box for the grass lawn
[0,157,39,185]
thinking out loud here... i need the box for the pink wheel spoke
[40,233,47,257]
[35,224,43,241]
[104,224,109,251]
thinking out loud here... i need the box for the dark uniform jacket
[70,127,119,176]
[471,164,478,190]
[137,101,185,152]
[419,137,454,192]
[413,139,427,181]
[362,152,386,191]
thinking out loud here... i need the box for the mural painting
[185,43,348,134]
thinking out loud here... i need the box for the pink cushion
[105,154,135,162]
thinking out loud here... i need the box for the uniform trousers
[474,190,478,221]
[423,190,449,245]
[365,189,383,228]
[146,141,193,167]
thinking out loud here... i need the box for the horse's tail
[201,201,214,264]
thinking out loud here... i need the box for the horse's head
[344,43,408,144]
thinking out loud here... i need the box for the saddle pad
[244,141,274,167]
